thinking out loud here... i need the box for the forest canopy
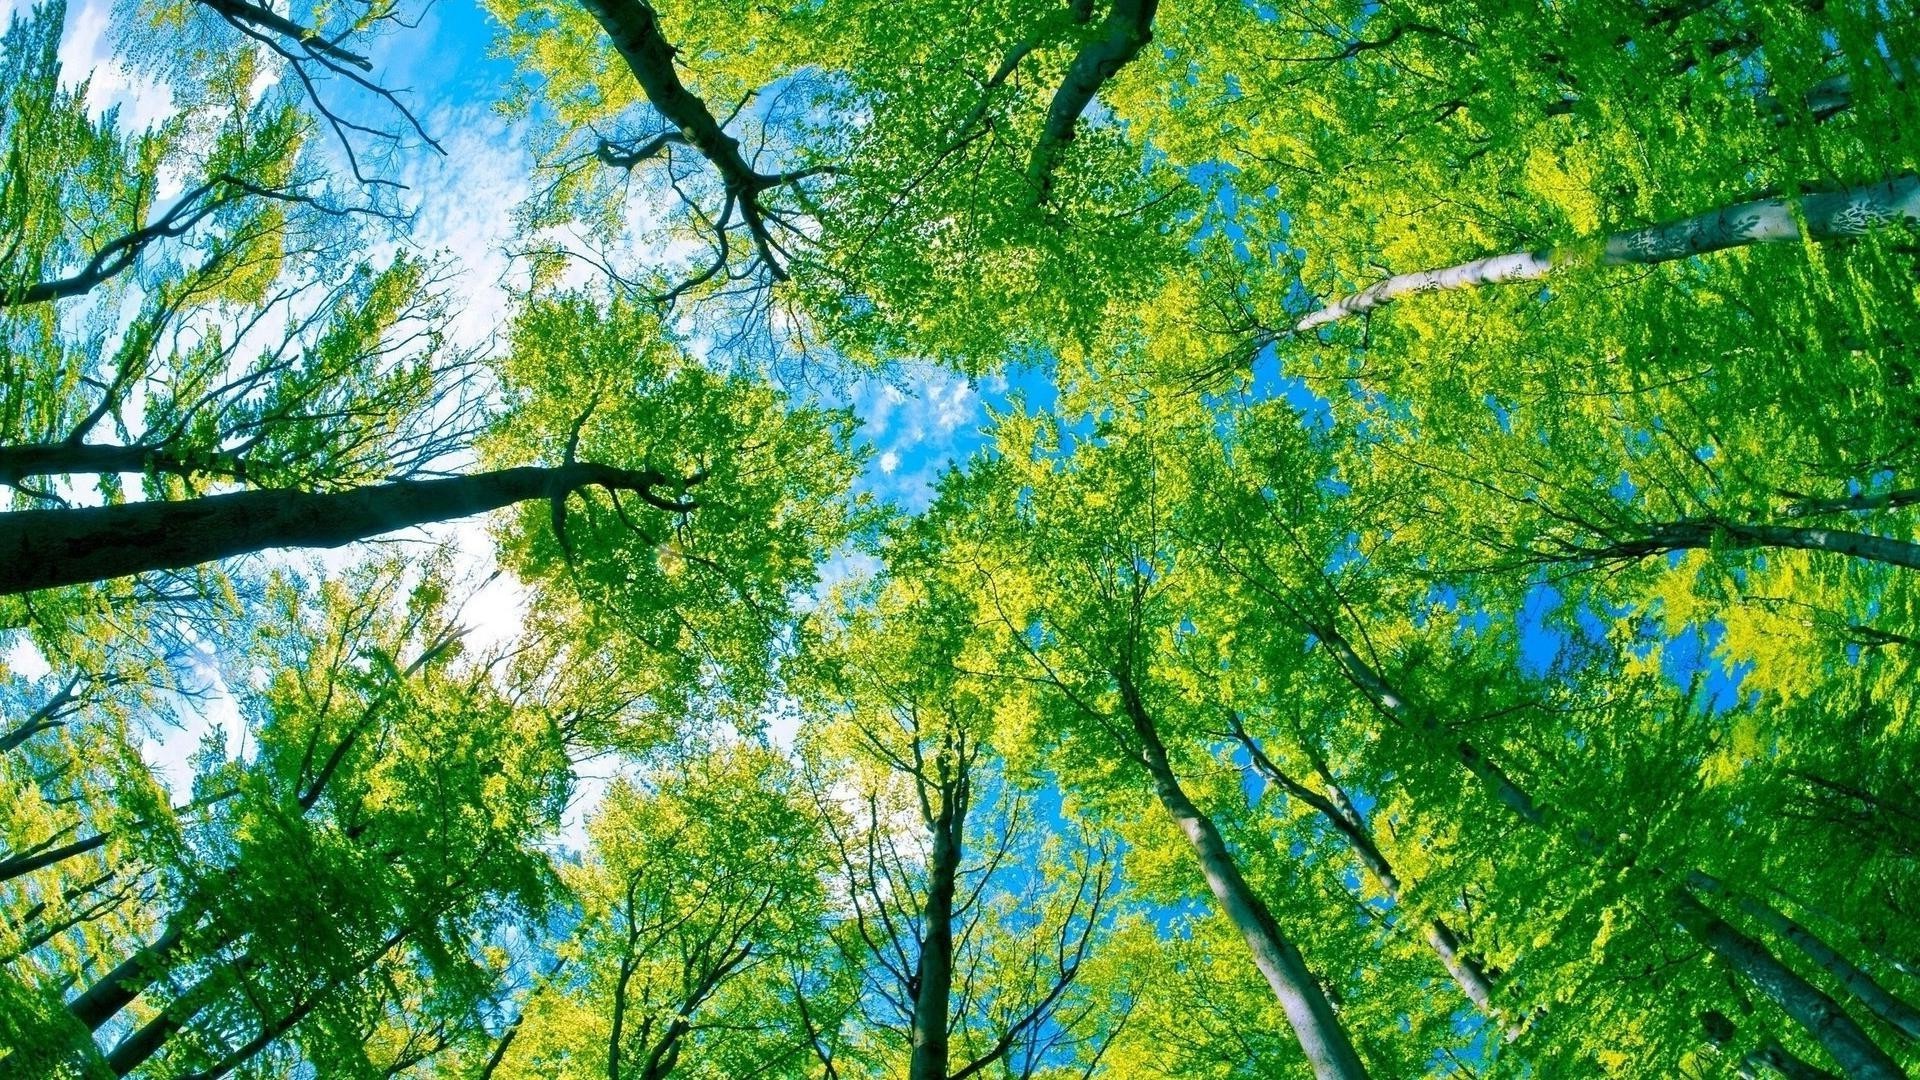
[2,0,1918,1076]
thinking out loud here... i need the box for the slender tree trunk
[0,674,84,754]
[1120,682,1371,1080]
[1295,611,1904,1076]
[68,917,192,1032]
[1674,890,1906,1080]
[0,831,108,885]
[105,956,255,1075]
[1234,726,1502,1016]
[1293,173,1920,332]
[1690,871,1920,1043]
[909,805,961,1080]
[0,461,688,595]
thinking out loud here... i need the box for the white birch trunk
[1294,173,1920,332]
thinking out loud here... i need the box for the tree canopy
[3,0,1919,1076]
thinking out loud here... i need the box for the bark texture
[0,461,692,595]
[68,918,192,1031]
[1232,723,1501,1016]
[908,794,961,1080]
[1295,173,1920,331]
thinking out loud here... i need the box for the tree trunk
[1235,726,1502,1016]
[1690,871,1920,1043]
[0,461,688,595]
[1294,173,1920,332]
[0,830,108,885]
[1674,889,1906,1080]
[1593,520,1920,572]
[105,956,255,1075]
[0,442,169,487]
[1292,610,1904,1076]
[909,805,961,1080]
[68,917,192,1032]
[1025,0,1159,204]
[1120,682,1371,1080]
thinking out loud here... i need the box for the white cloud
[877,449,900,474]
[57,0,176,132]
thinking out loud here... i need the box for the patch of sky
[1610,470,1638,502]
[1250,341,1336,429]
[1482,393,1514,434]
[1514,582,1567,679]
[1326,531,1365,574]
[1661,621,1748,713]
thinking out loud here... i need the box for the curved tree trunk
[1294,173,1920,332]
[0,461,691,596]
[1025,0,1159,204]
[1120,681,1371,1080]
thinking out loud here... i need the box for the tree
[794,574,1120,1080]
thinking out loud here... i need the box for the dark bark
[106,956,257,1075]
[1704,1009,1843,1079]
[193,0,373,69]
[0,441,230,488]
[0,673,86,754]
[1119,678,1370,1080]
[0,830,108,885]
[1674,890,1905,1080]
[1572,519,1920,572]
[908,792,961,1080]
[0,461,696,595]
[1789,487,1920,517]
[576,0,830,279]
[1025,0,1159,204]
[68,916,192,1032]
[1,175,301,309]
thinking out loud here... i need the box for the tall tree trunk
[1674,891,1906,1080]
[1232,724,1502,1017]
[1119,680,1371,1080]
[1290,609,1904,1076]
[909,805,961,1080]
[1579,519,1920,572]
[1690,872,1920,1043]
[0,831,108,885]
[1292,173,1920,332]
[68,917,193,1032]
[0,461,691,595]
[1704,1009,1842,1079]
[105,956,256,1075]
